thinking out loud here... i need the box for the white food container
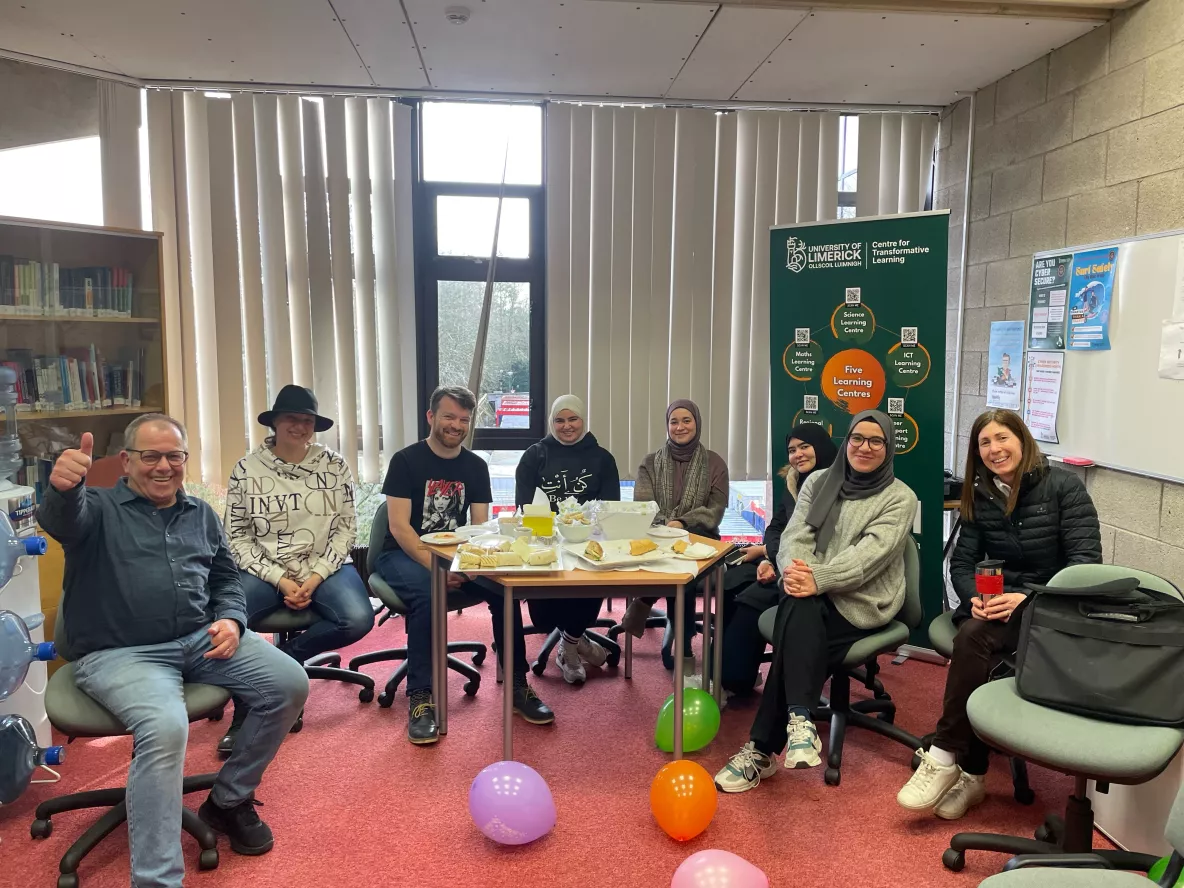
[595,501,659,540]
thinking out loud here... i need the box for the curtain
[546,105,938,481]
[142,90,415,485]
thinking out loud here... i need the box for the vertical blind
[546,106,938,481]
[142,90,417,485]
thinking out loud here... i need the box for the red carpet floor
[2,604,1092,888]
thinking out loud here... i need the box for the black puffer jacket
[950,460,1101,621]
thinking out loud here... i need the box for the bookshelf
[0,215,169,497]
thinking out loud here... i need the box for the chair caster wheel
[606,650,621,668]
[824,768,841,786]
[198,848,219,871]
[942,849,965,872]
[472,649,486,666]
[289,715,303,733]
[31,818,52,839]
[1034,824,1052,842]
[358,687,375,704]
[377,692,394,708]
[57,874,79,888]
[1015,787,1035,806]
[463,680,480,696]
[531,661,546,677]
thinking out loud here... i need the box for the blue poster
[1067,248,1117,350]
[986,320,1025,410]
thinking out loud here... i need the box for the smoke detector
[445,6,471,25]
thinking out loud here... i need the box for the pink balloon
[671,850,769,888]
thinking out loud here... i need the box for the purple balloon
[468,761,557,845]
[671,850,769,888]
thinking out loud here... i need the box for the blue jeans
[240,567,374,663]
[374,548,528,694]
[73,627,309,888]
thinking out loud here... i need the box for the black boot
[216,703,247,760]
[198,795,274,855]
[513,679,555,725]
[407,689,439,745]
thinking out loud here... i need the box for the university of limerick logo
[786,236,807,273]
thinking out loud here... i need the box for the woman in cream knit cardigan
[714,409,917,794]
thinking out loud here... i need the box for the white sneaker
[714,742,777,793]
[897,749,962,811]
[555,637,587,684]
[575,634,608,668]
[935,772,987,820]
[784,713,822,768]
[680,655,699,687]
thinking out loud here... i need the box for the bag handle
[1024,578,1143,599]
[1077,601,1168,623]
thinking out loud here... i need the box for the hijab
[784,422,839,495]
[804,409,897,555]
[548,394,588,446]
[663,399,705,505]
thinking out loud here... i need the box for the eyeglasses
[126,449,189,467]
[848,434,887,451]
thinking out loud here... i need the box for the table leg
[700,573,711,689]
[711,567,724,708]
[502,588,515,762]
[673,583,685,759]
[624,597,633,680]
[431,554,448,735]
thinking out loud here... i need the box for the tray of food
[451,535,563,574]
[566,538,670,570]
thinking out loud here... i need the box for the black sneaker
[407,690,439,745]
[513,681,555,725]
[198,795,274,855]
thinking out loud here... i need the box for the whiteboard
[1033,228,1184,483]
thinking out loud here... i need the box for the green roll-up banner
[769,212,949,646]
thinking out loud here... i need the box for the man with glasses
[38,413,309,888]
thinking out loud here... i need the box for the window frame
[411,100,547,450]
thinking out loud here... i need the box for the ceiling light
[445,6,470,25]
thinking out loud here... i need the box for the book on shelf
[2,344,143,413]
[0,255,134,317]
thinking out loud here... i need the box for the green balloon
[1148,856,1184,886]
[654,689,722,753]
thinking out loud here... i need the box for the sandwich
[496,540,513,553]
[630,539,659,557]
[526,548,557,566]
[671,539,689,555]
[496,552,524,567]
[479,554,498,569]
[584,540,605,562]
[458,550,481,570]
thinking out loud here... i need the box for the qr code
[803,395,819,413]
[794,327,810,345]
[901,326,918,347]
[845,287,861,304]
[887,398,905,416]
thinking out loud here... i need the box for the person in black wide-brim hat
[216,384,373,758]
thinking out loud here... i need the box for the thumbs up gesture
[50,432,94,491]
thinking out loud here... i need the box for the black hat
[258,385,334,432]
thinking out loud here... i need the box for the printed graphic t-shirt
[380,440,493,553]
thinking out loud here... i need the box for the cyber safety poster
[1028,247,1117,352]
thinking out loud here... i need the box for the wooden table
[423,535,732,760]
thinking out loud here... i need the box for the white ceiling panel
[329,0,429,88]
[735,10,1094,106]
[11,0,373,85]
[0,1,128,73]
[668,5,806,101]
[403,0,716,97]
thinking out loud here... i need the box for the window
[413,101,546,449]
[0,136,103,226]
[838,115,858,193]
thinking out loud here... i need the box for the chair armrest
[1002,854,1113,871]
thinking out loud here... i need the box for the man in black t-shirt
[373,385,553,745]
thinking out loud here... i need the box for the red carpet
[2,604,1089,888]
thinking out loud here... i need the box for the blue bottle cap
[44,746,65,766]
[23,537,47,556]
[36,642,56,661]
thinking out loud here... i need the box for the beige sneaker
[935,772,987,820]
[575,634,608,668]
[897,749,962,811]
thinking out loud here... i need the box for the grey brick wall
[938,0,1184,591]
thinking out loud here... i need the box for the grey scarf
[805,409,896,555]
[653,442,710,522]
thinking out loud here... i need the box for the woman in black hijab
[719,423,839,697]
[714,410,918,795]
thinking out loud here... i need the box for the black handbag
[1015,578,1184,727]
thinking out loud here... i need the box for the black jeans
[750,595,874,756]
[526,597,604,637]
[720,598,768,696]
[932,615,1022,775]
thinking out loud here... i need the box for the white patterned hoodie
[225,439,357,585]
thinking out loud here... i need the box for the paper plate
[421,532,466,546]
[647,526,690,539]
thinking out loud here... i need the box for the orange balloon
[650,760,718,841]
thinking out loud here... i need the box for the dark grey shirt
[38,479,247,658]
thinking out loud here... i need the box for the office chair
[347,509,487,706]
[978,771,1184,886]
[31,611,228,888]
[942,563,1184,875]
[757,535,925,785]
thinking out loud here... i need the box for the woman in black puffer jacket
[897,409,1100,822]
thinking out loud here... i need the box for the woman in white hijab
[514,395,621,684]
